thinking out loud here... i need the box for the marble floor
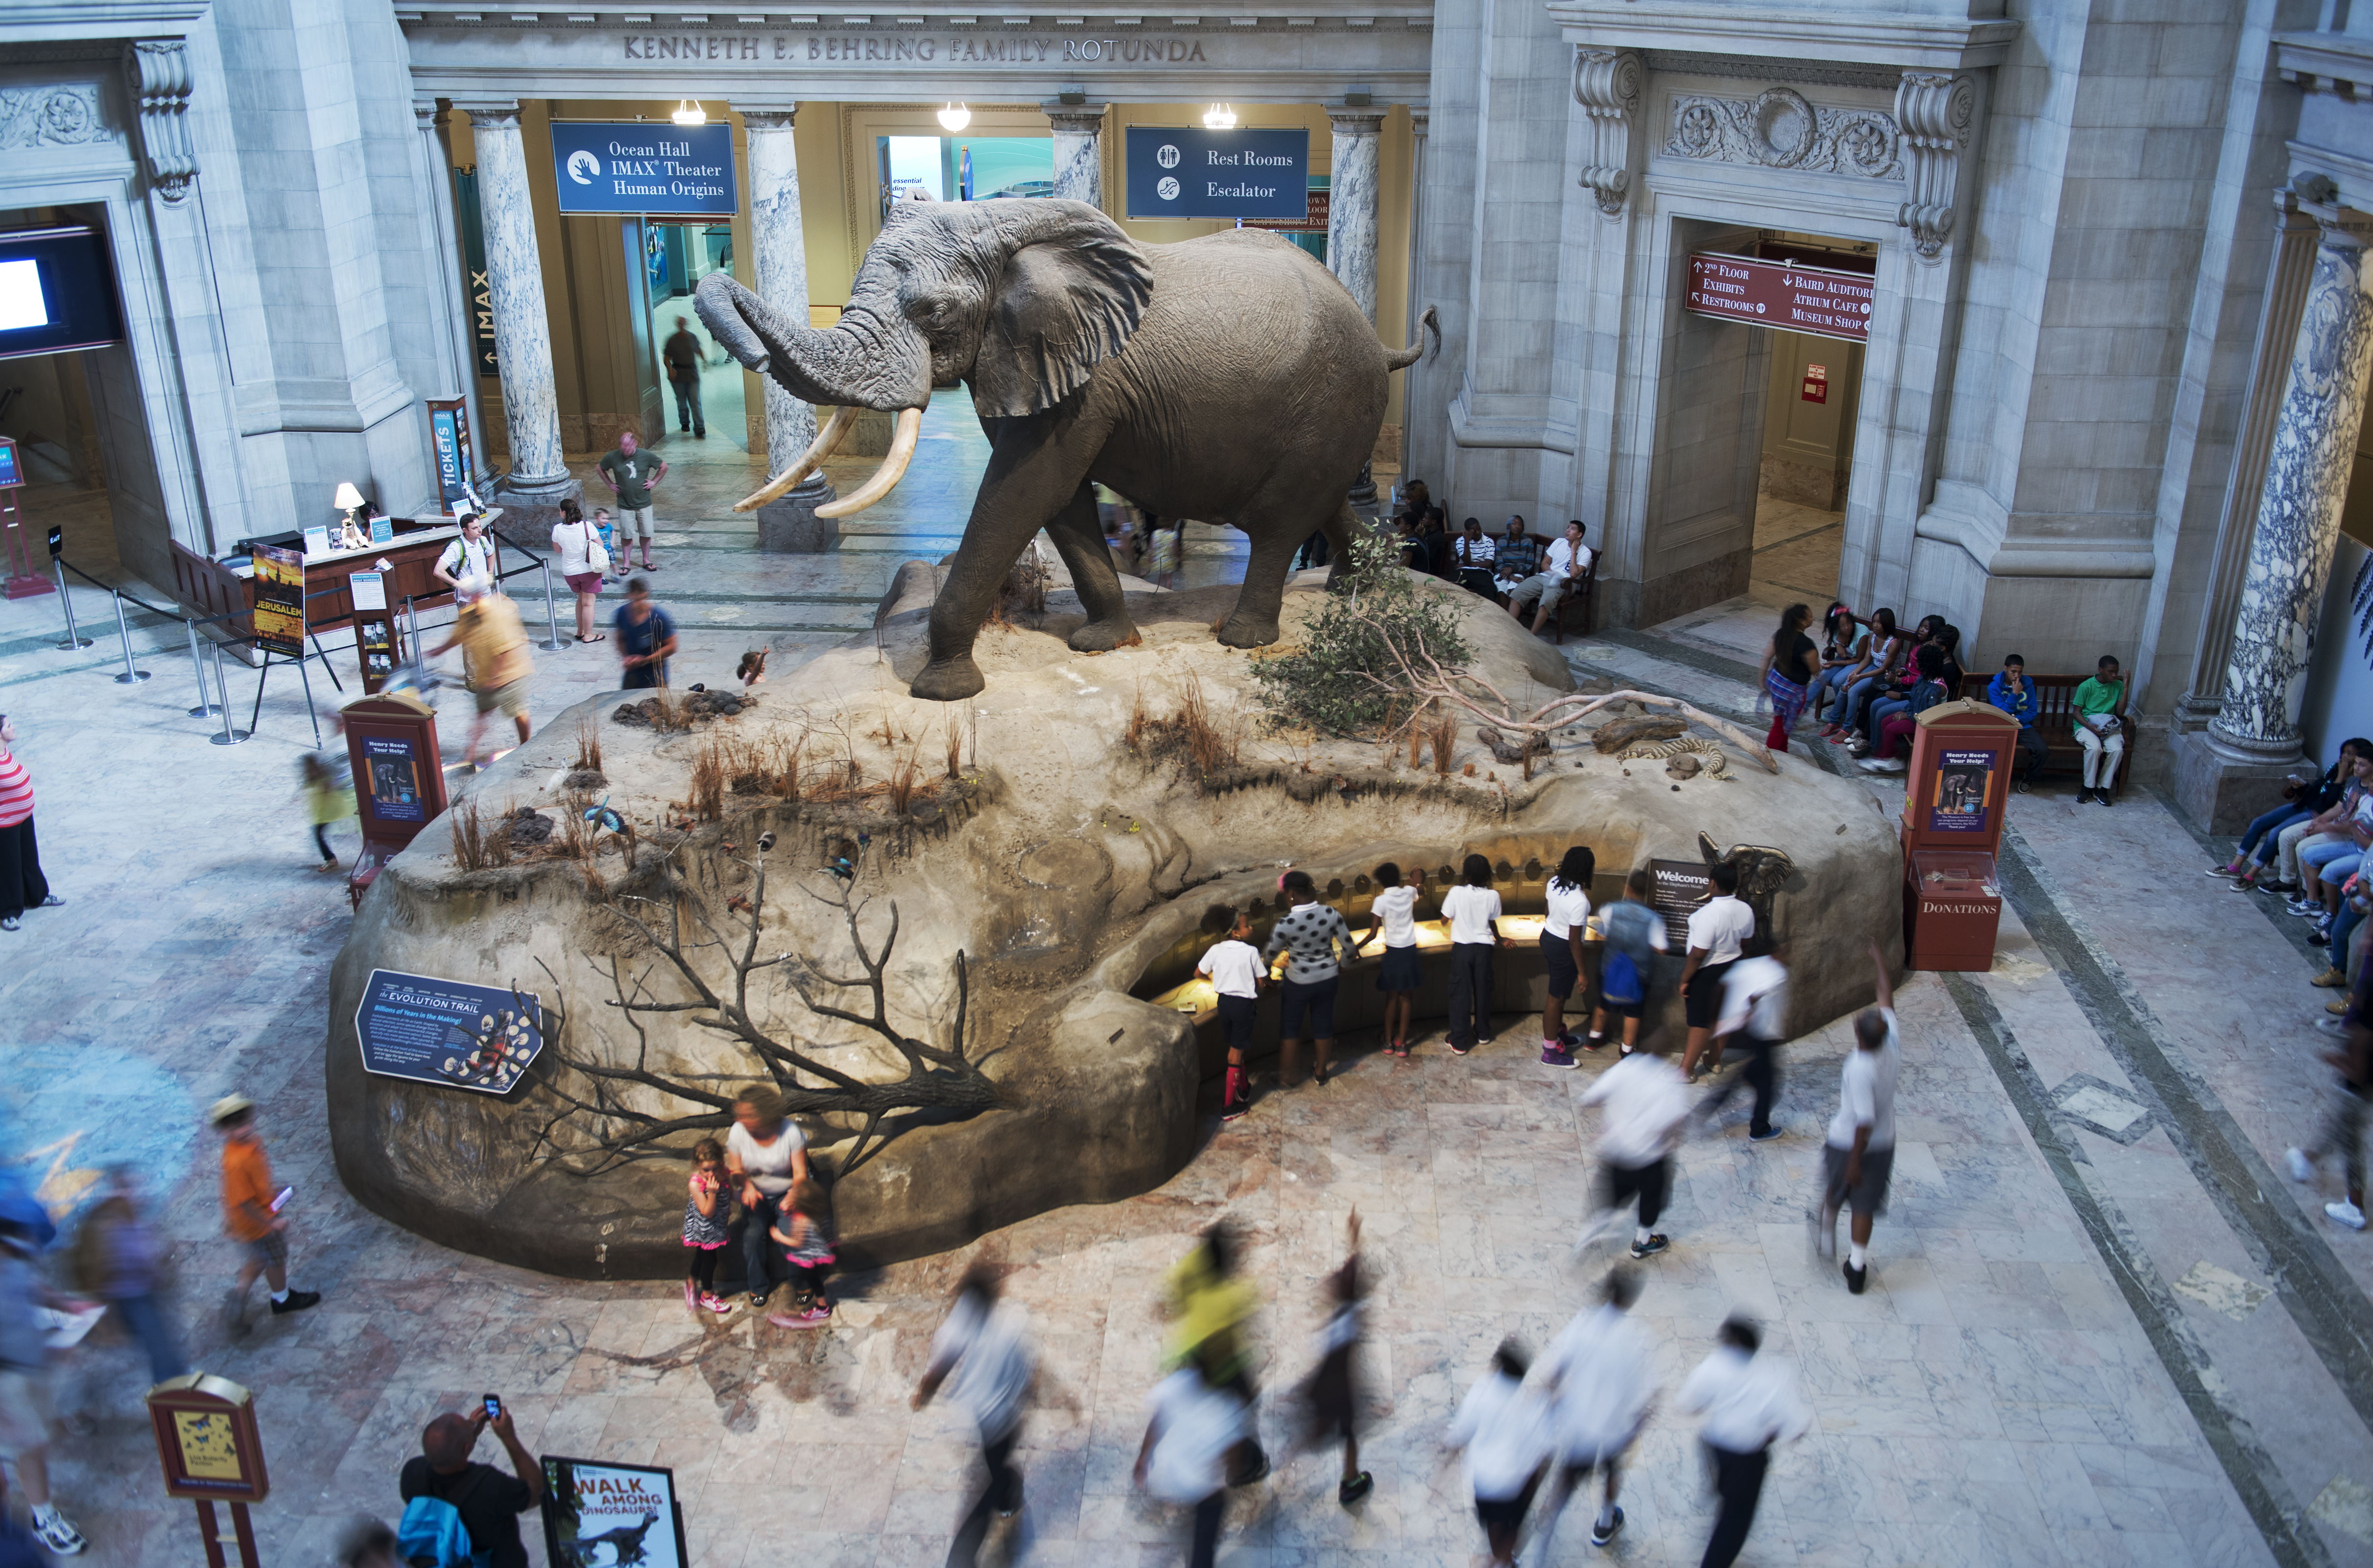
[2,439,2369,1567]
[1750,492,1845,609]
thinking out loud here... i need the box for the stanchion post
[51,559,91,650]
[538,558,567,651]
[185,619,221,717]
[208,640,250,745]
[112,593,151,683]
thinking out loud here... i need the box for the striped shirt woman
[0,714,57,929]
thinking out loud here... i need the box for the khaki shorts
[619,504,657,539]
[475,679,529,719]
[0,1368,57,1460]
[245,1230,289,1271]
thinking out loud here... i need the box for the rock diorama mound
[326,567,1903,1279]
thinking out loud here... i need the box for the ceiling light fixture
[1203,102,1236,130]
[938,101,973,131]
[671,98,708,125]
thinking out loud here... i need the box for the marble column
[459,102,578,529]
[1328,106,1386,512]
[2207,214,2373,762]
[1044,102,1106,210]
[738,103,838,551]
[417,101,489,500]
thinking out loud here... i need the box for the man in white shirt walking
[1576,1046,1693,1259]
[1680,863,1757,1081]
[1700,937,1789,1141]
[1533,1267,1654,1553]
[1820,942,1902,1294]
[915,1265,1037,1568]
[1678,1314,1811,1568]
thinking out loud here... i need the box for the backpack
[397,1471,491,1568]
[1600,903,1660,1006]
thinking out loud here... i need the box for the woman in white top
[1440,855,1509,1056]
[1540,846,1594,1069]
[724,1083,807,1309]
[1359,862,1423,1057]
[550,499,609,644]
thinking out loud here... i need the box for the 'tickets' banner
[1685,253,1873,343]
[1123,126,1310,220]
[549,121,737,216]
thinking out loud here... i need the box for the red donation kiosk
[1898,698,2017,971]
[342,691,448,909]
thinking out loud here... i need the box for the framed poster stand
[1898,699,2018,971]
[348,570,407,694]
[144,1374,269,1568]
[343,691,447,908]
[0,434,51,599]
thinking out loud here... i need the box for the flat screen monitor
[0,438,19,490]
[0,226,124,362]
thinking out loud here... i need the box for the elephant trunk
[694,272,931,413]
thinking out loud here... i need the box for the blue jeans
[109,1292,189,1384]
[2304,839,2360,884]
[1864,695,1911,745]
[739,1190,785,1296]
[1838,676,1890,736]
[2242,805,2311,865]
[1809,665,1857,722]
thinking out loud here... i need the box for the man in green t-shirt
[596,431,667,572]
[2071,654,2127,805]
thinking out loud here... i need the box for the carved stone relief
[0,85,111,151]
[1663,88,1900,181]
[1574,48,1644,217]
[124,41,197,203]
[1894,71,1976,261]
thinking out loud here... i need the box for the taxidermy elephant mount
[695,194,1437,701]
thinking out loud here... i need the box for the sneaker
[2290,897,2323,916]
[2077,788,2095,805]
[701,1292,735,1314]
[749,1290,771,1311]
[2334,998,2353,1015]
[1750,1126,1784,1142]
[2230,876,2262,892]
[269,1289,321,1315]
[1628,1234,1669,1259]
[1591,1506,1625,1548]
[1449,1040,1473,1057]
[1873,757,1908,773]
[2207,863,2244,878]
[2321,1017,2354,1037]
[2315,967,2349,987]
[1221,1100,1251,1122]
[2014,779,2031,794]
[1584,1033,1606,1051]
[1558,1031,1585,1049]
[2327,1201,2368,1231]
[771,1303,834,1328]
[2097,790,2114,807]
[1845,1260,1869,1294]
[30,1509,85,1557]
[1540,1044,1578,1069]
[2289,1147,2316,1183]
[1338,1471,1374,1506]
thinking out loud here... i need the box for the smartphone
[268,1186,294,1214]
[483,1393,502,1422]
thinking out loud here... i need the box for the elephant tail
[1383,305,1439,372]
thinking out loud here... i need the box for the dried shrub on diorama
[886,743,924,814]
[1425,705,1458,777]
[451,799,488,870]
[1250,527,1471,738]
[688,736,727,822]
[944,711,964,780]
[1124,672,1240,778]
[574,719,603,774]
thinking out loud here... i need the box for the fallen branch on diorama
[1317,582,1780,775]
[522,851,999,1179]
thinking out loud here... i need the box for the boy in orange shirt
[211,1095,320,1333]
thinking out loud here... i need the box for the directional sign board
[356,968,545,1094]
[1685,253,1873,344]
[549,121,736,216]
[1123,126,1308,221]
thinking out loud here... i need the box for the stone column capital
[1327,106,1387,138]
[454,98,523,130]
[1409,107,1428,141]
[1041,101,1108,135]
[734,101,802,131]
[123,38,197,205]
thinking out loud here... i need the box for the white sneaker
[31,1508,87,1556]
[2327,1200,2367,1231]
[2289,1147,2315,1183]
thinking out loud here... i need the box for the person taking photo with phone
[397,1401,544,1568]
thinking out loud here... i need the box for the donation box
[342,692,447,909]
[1898,699,2016,971]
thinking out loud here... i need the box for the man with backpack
[1586,869,1668,1056]
[398,1406,541,1568]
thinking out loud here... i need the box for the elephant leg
[913,416,1090,701]
[1043,483,1141,652]
[1216,522,1307,648]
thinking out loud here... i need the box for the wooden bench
[1955,672,2134,798]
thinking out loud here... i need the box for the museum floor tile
[2,466,2368,1564]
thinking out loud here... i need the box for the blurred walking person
[71,1169,187,1386]
[1679,1315,1810,1568]
[1442,1339,1551,1568]
[1163,1220,1267,1483]
[1588,869,1668,1055]
[212,1094,320,1332]
[1818,943,1902,1293]
[915,1265,1037,1567]
[1292,1212,1372,1506]
[2288,1007,2373,1230]
[1136,1350,1251,1568]
[1532,1267,1654,1554]
[0,1195,86,1554]
[1575,1045,1692,1260]
[1699,936,1790,1142]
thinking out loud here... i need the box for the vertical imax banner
[1124,127,1309,221]
[550,121,737,217]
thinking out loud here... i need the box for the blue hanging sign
[549,121,738,217]
[1123,127,1309,221]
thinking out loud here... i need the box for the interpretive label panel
[1123,126,1308,220]
[1929,748,1999,833]
[550,121,736,216]
[356,968,544,1094]
[1647,858,1712,952]
[1685,253,1872,344]
[541,1457,688,1568]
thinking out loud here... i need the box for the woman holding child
[726,1085,807,1312]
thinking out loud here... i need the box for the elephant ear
[969,200,1154,419]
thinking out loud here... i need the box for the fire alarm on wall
[1801,363,1828,404]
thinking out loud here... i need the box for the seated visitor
[1845,615,1944,756]
[2072,654,2127,805]
[1422,509,1457,579]
[1505,520,1591,634]
[1822,607,1904,743]
[1455,518,1498,595]
[1807,603,1864,726]
[1494,518,1541,590]
[1987,654,2048,793]
[1858,643,1953,774]
[2213,737,2372,891]
[2279,751,2373,905]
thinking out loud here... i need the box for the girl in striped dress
[0,714,58,932]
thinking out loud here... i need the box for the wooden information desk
[169,510,505,659]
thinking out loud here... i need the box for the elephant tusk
[733,405,859,512]
[816,406,921,519]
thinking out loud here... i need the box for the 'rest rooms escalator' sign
[1685,253,1872,344]
[1124,126,1310,221]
